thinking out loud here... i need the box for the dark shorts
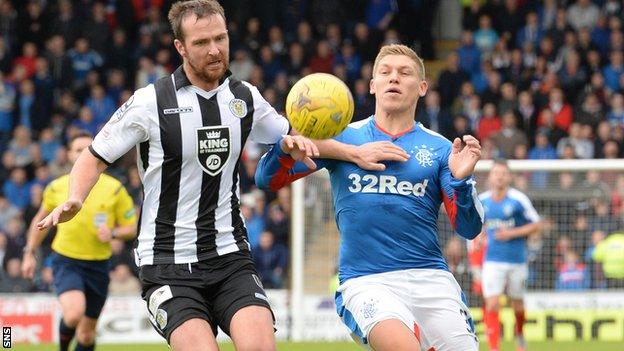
[139,251,273,343]
[50,252,111,319]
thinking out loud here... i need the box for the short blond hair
[372,44,425,80]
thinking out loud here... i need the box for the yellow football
[285,73,354,139]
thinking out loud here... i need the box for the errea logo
[347,173,428,196]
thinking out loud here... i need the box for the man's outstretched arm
[37,150,108,229]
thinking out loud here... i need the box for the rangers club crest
[196,126,231,176]
[229,98,247,118]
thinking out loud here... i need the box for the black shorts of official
[139,251,274,343]
[49,251,111,319]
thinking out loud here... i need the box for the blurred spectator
[32,257,53,292]
[48,147,71,178]
[477,103,501,141]
[252,230,287,289]
[230,49,254,81]
[416,90,452,135]
[575,93,604,129]
[308,40,334,74]
[266,202,288,246]
[353,22,379,64]
[365,0,397,31]
[539,88,573,132]
[457,30,481,75]
[353,79,375,120]
[556,123,594,159]
[258,45,282,85]
[603,50,624,92]
[606,93,624,127]
[82,2,110,55]
[437,52,469,108]
[335,41,361,83]
[241,193,264,249]
[0,71,14,151]
[585,230,607,288]
[592,231,624,288]
[135,56,167,89]
[516,12,543,50]
[588,199,620,234]
[567,0,600,31]
[3,167,30,209]
[528,129,557,188]
[537,108,567,147]
[497,83,517,116]
[0,191,18,229]
[474,15,498,55]
[444,237,470,290]
[86,85,116,125]
[109,263,141,294]
[559,51,587,104]
[71,106,100,136]
[3,216,25,262]
[50,0,80,46]
[0,258,31,292]
[68,38,104,88]
[492,110,528,159]
[556,250,589,290]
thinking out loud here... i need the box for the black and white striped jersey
[90,66,289,265]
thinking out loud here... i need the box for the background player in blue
[256,44,484,351]
[479,160,541,351]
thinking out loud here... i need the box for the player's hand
[448,135,481,179]
[97,225,113,243]
[495,229,515,241]
[353,141,409,171]
[21,252,36,279]
[281,135,319,169]
[37,199,83,230]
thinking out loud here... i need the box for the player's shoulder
[334,116,373,142]
[46,174,70,193]
[98,173,125,193]
[346,116,373,130]
[507,188,533,205]
[415,123,452,147]
[478,190,493,201]
[132,84,157,105]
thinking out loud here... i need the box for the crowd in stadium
[1,0,623,295]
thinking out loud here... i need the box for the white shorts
[335,269,478,351]
[482,261,528,299]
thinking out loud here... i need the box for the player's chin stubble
[189,55,229,84]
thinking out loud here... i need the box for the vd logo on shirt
[196,126,231,176]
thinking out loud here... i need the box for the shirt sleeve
[255,136,329,192]
[440,146,484,240]
[518,193,540,223]
[113,184,138,227]
[246,83,290,144]
[89,87,152,165]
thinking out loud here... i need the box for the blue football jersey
[256,117,484,283]
[479,188,540,263]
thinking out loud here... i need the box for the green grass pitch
[9,341,623,351]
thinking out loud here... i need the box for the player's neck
[183,62,219,91]
[492,188,508,201]
[374,111,415,137]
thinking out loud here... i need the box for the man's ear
[369,78,375,95]
[418,79,428,97]
[174,39,186,58]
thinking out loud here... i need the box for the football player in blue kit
[256,44,484,351]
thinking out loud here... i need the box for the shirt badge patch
[229,98,247,118]
[412,144,437,167]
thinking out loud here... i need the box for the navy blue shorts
[50,252,111,319]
